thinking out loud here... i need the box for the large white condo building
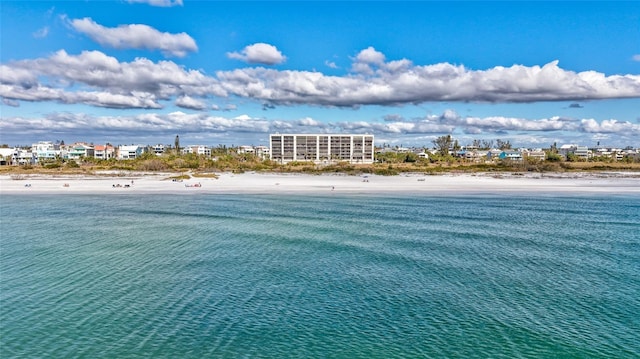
[270,134,375,164]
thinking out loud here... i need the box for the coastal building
[117,145,145,160]
[486,149,503,161]
[522,149,546,161]
[238,145,270,160]
[14,148,36,165]
[269,133,374,164]
[32,141,61,162]
[499,150,523,161]
[153,144,166,156]
[94,145,115,160]
[559,144,591,160]
[0,148,16,165]
[182,145,211,156]
[67,143,95,160]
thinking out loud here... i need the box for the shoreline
[2,171,640,195]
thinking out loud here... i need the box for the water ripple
[1,194,639,358]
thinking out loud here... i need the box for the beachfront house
[238,145,270,160]
[459,150,489,162]
[117,145,145,160]
[14,148,37,165]
[499,150,523,162]
[486,149,503,161]
[270,133,374,164]
[94,145,115,160]
[32,141,61,162]
[522,149,546,161]
[182,145,211,156]
[67,143,95,160]
[559,144,591,160]
[153,144,166,156]
[0,148,16,166]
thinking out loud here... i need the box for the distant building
[269,134,374,164]
[499,150,523,161]
[94,145,115,160]
[522,149,546,161]
[238,145,270,160]
[14,148,36,165]
[32,141,60,162]
[153,144,166,156]
[559,144,590,160]
[118,145,145,160]
[0,148,16,165]
[68,143,94,160]
[182,145,211,156]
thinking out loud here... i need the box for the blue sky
[1,1,639,148]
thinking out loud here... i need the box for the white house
[14,148,37,165]
[182,145,211,156]
[67,143,95,160]
[153,144,166,156]
[118,145,145,160]
[32,141,61,162]
[522,149,546,161]
[238,145,270,160]
[559,144,590,160]
[0,148,16,165]
[94,145,115,160]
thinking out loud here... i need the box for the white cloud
[175,95,207,110]
[355,46,385,65]
[2,110,639,147]
[33,27,49,38]
[126,0,183,7]
[227,43,286,65]
[1,47,639,112]
[216,54,640,106]
[580,118,640,134]
[70,17,197,57]
[632,54,640,62]
[0,50,220,108]
[325,60,338,69]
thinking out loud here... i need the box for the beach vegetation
[545,152,563,162]
[373,167,399,176]
[66,160,80,168]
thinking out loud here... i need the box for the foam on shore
[2,171,639,195]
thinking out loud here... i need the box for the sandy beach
[1,171,639,195]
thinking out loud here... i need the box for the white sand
[1,171,639,195]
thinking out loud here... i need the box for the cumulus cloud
[70,17,197,57]
[0,50,220,108]
[2,109,639,146]
[227,43,286,65]
[1,47,639,112]
[580,118,640,134]
[216,55,640,106]
[126,0,183,7]
[175,95,207,110]
[355,46,386,65]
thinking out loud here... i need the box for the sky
[1,1,639,148]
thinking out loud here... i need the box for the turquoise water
[1,193,639,358]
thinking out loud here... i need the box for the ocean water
[1,193,639,358]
